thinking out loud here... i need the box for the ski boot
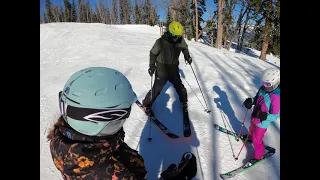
[239,134,253,143]
[248,158,259,166]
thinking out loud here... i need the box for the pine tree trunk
[260,22,270,60]
[227,39,232,50]
[238,7,251,51]
[113,0,118,24]
[230,8,246,50]
[54,6,60,22]
[106,0,112,24]
[226,26,233,50]
[172,0,176,21]
[236,2,247,50]
[211,31,214,47]
[97,4,101,23]
[216,0,225,49]
[259,0,272,61]
[77,1,81,22]
[150,6,154,25]
[237,29,242,50]
[239,27,247,51]
[194,0,199,41]
[64,10,67,22]
[239,28,246,51]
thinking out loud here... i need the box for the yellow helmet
[168,21,184,36]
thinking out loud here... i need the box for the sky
[40,22,280,180]
[40,0,244,26]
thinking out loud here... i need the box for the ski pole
[236,108,249,141]
[189,64,211,114]
[148,75,153,142]
[182,77,206,111]
[234,122,254,160]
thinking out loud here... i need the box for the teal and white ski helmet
[58,67,137,136]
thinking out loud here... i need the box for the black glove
[252,106,268,121]
[185,56,192,65]
[243,98,253,109]
[161,152,197,180]
[148,64,156,76]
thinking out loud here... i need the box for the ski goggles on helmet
[58,91,132,123]
[170,33,181,38]
[262,81,272,88]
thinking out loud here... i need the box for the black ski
[214,124,247,141]
[135,100,179,139]
[183,110,191,137]
[220,146,276,179]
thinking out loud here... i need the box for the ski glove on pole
[252,106,268,122]
[243,98,253,109]
[185,56,192,65]
[148,64,156,76]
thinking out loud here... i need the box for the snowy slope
[198,38,280,68]
[40,23,280,180]
[225,42,280,67]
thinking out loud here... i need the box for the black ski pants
[142,71,188,108]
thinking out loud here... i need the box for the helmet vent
[69,79,76,86]
[115,84,123,90]
[72,92,82,97]
[95,88,108,96]
[89,72,105,78]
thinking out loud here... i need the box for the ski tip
[220,174,231,179]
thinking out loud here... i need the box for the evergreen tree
[45,0,54,22]
[71,0,77,22]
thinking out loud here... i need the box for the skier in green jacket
[142,21,192,116]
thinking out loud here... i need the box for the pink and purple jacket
[251,86,280,129]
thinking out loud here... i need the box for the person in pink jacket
[243,67,280,164]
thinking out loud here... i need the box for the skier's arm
[252,87,263,104]
[264,95,280,122]
[150,39,161,65]
[108,156,146,180]
[114,143,147,179]
[181,38,191,59]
